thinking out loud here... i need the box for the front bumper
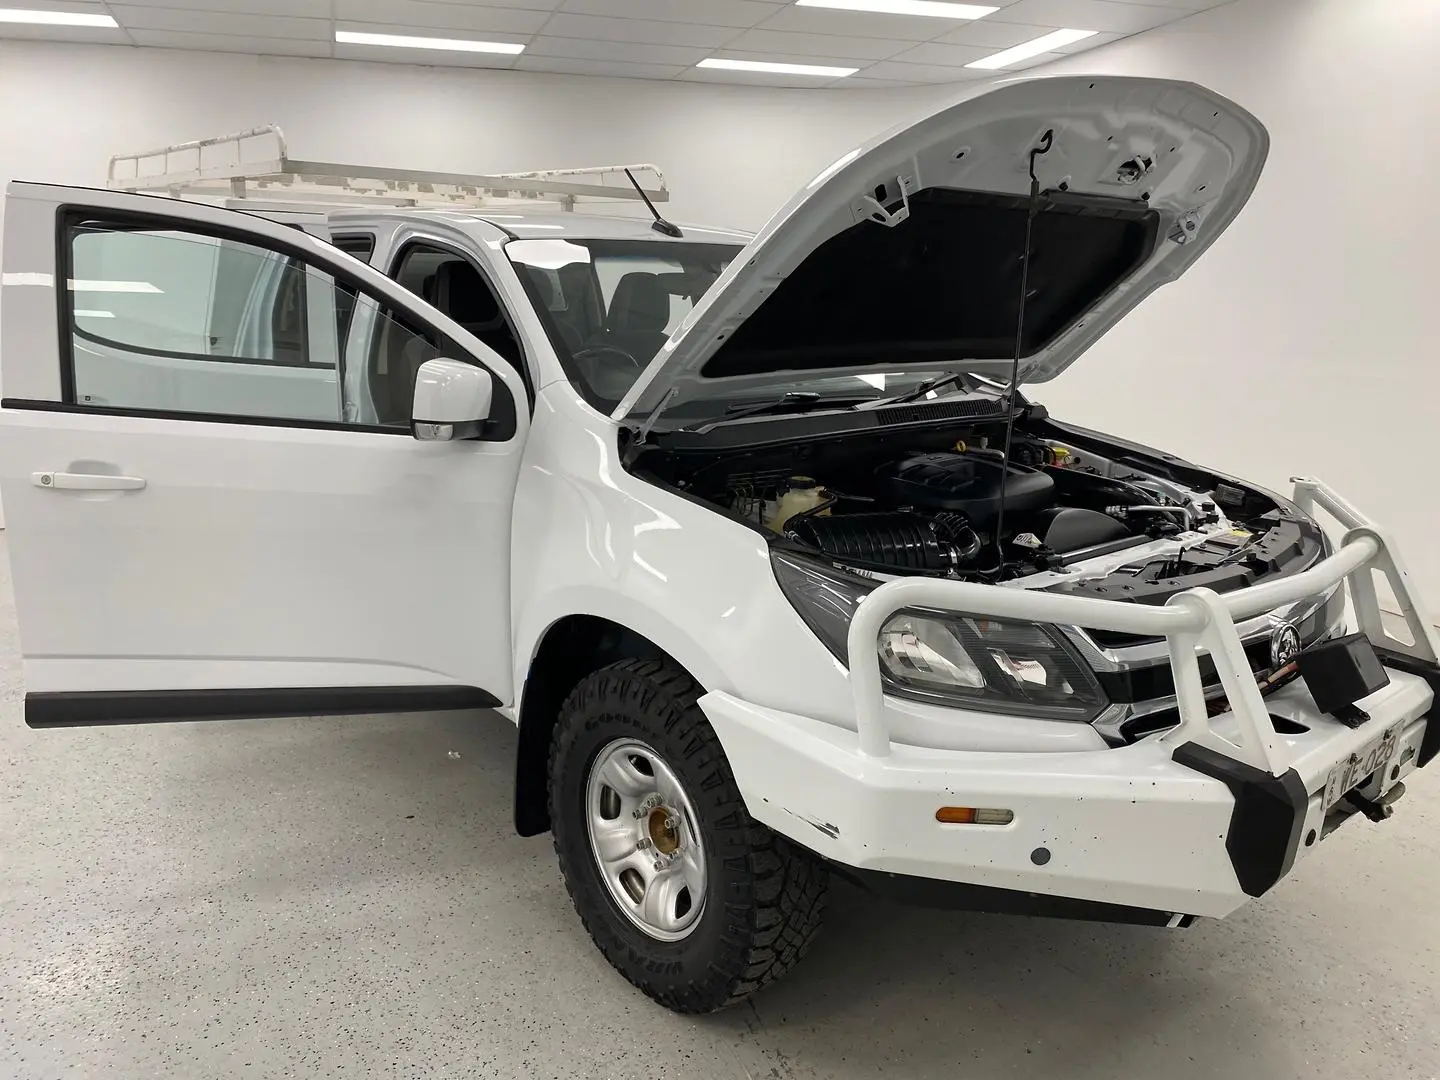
[702,670,1433,920]
[701,478,1440,922]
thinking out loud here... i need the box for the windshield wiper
[682,392,821,433]
[870,372,967,407]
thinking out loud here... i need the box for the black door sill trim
[26,685,500,728]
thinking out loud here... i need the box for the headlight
[772,552,1108,721]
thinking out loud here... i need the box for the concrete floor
[1,540,1438,1080]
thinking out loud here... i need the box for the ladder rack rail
[106,124,668,211]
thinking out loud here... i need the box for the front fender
[509,385,850,718]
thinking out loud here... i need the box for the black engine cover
[881,452,1054,527]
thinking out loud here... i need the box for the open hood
[614,74,1267,425]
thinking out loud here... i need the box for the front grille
[1092,586,1344,706]
[1096,639,1273,703]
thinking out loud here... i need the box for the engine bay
[632,409,1326,606]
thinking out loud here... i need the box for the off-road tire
[548,658,828,1013]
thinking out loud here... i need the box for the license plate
[1322,722,1402,813]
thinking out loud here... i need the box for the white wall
[0,39,940,232]
[1020,0,1440,602]
[3,2,1439,608]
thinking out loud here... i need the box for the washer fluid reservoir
[768,476,829,533]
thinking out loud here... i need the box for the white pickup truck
[2,74,1436,1014]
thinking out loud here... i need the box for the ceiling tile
[835,77,926,88]
[932,18,1053,47]
[720,27,911,61]
[884,40,991,65]
[836,59,983,82]
[989,0,1179,33]
[105,0,330,13]
[126,29,332,56]
[526,34,711,65]
[537,12,739,47]
[558,0,785,30]
[333,0,550,34]
[109,5,331,38]
[514,54,685,78]
[752,5,965,41]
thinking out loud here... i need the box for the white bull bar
[847,478,1440,769]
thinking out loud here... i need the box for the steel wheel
[584,738,707,942]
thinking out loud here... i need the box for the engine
[637,424,1322,597]
[739,444,1188,579]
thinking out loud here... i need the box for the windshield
[507,237,742,411]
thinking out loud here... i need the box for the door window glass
[390,242,524,372]
[63,219,512,436]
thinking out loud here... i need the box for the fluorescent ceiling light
[74,310,115,318]
[335,30,525,55]
[966,28,1097,69]
[698,57,858,77]
[68,279,163,293]
[796,0,997,18]
[0,8,118,26]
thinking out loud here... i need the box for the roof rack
[106,124,668,213]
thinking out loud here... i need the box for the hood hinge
[856,174,915,228]
[625,386,680,459]
[1168,209,1202,245]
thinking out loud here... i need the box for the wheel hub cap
[585,739,706,941]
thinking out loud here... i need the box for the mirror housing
[412,359,493,441]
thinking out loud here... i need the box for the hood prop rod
[988,128,1055,578]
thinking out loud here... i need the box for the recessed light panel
[965,28,1097,69]
[0,8,118,26]
[796,0,998,18]
[698,58,858,77]
[335,30,525,55]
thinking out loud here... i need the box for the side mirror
[412,359,493,441]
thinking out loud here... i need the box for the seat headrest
[434,260,501,327]
[609,272,670,334]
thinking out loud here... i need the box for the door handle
[32,471,146,492]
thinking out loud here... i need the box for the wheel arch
[512,608,720,836]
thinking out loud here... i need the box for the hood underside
[614,74,1268,425]
[703,187,1160,378]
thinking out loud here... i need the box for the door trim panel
[25,685,501,728]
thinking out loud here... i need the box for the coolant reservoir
[768,476,829,533]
